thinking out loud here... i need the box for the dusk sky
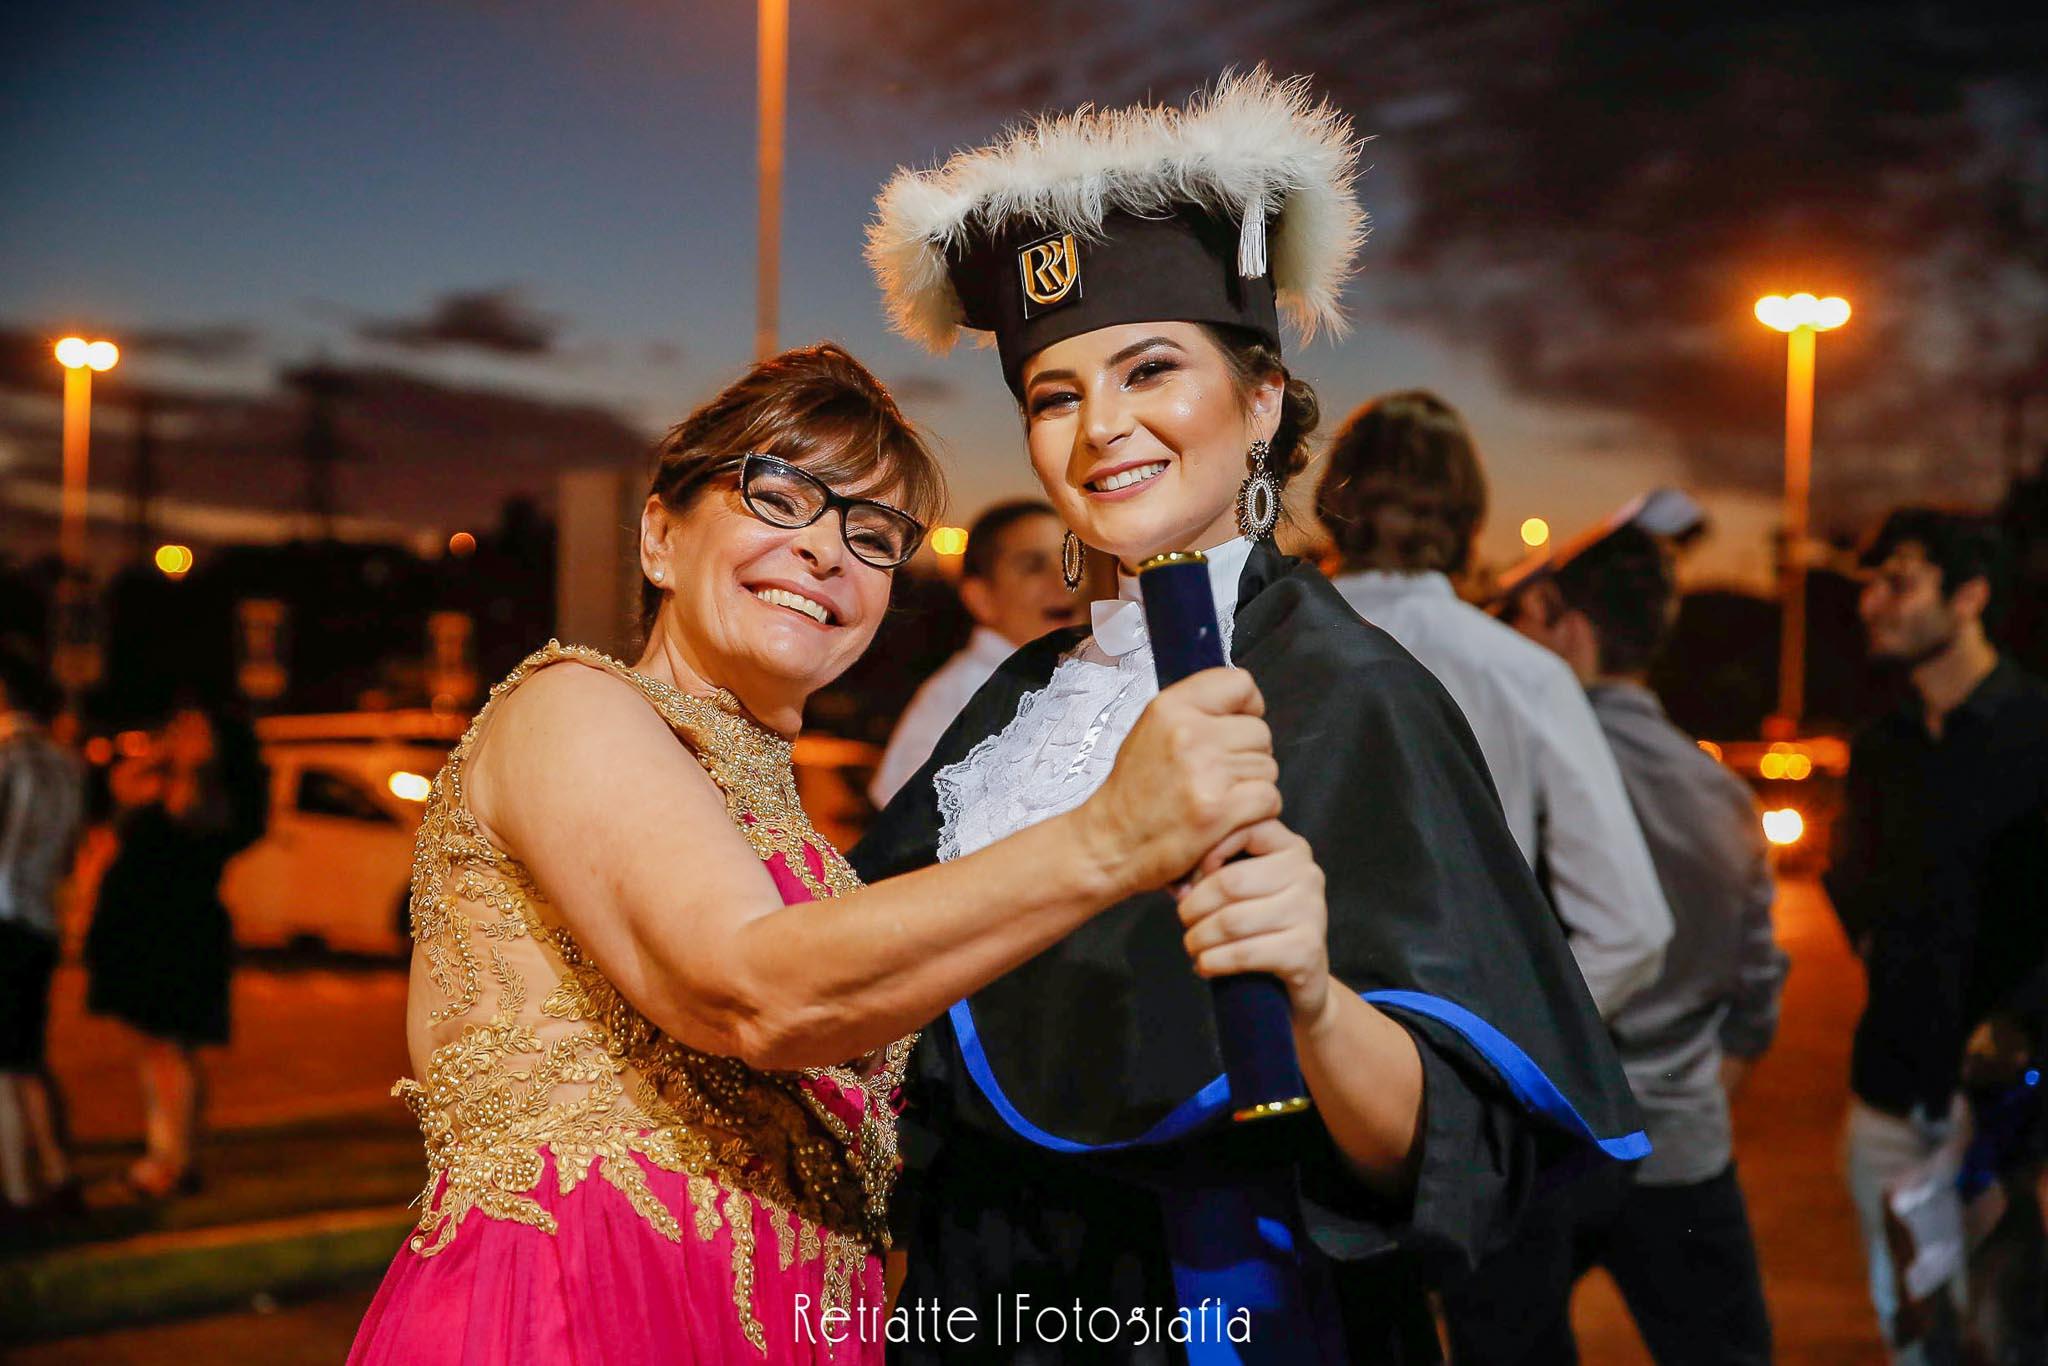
[5,1,1872,591]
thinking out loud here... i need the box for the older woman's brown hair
[1314,389,1486,577]
[639,342,946,635]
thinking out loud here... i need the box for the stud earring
[1061,529,1085,593]
[1236,438,1279,541]
[651,567,665,584]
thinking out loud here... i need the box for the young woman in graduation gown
[855,70,1649,1363]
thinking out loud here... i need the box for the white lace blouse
[933,537,1254,862]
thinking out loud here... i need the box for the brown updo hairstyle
[639,342,947,637]
[1198,324,1322,496]
[1314,389,1486,576]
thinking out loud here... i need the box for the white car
[220,711,463,957]
[219,712,884,957]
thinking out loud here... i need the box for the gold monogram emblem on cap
[1018,232,1081,315]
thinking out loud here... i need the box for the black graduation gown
[853,541,1643,1363]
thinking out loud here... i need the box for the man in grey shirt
[1474,520,1788,1364]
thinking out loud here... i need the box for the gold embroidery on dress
[690,1173,722,1241]
[769,1204,796,1271]
[823,1233,865,1330]
[724,1185,767,1351]
[394,641,911,1345]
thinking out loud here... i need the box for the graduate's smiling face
[1020,322,1282,569]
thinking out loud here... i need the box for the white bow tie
[1089,597,1150,658]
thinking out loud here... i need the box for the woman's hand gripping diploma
[1175,821,1428,1194]
[1085,666,1284,893]
[468,664,1278,1077]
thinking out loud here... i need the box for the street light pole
[52,336,119,717]
[61,362,93,571]
[755,0,788,361]
[1779,322,1815,728]
[54,336,118,572]
[1754,293,1848,731]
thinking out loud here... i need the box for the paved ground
[1570,875,1884,1361]
[10,877,1886,1361]
[10,1285,380,1364]
[44,956,413,1146]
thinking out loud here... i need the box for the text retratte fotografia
[792,1294,1255,1348]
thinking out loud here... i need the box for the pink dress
[349,644,911,1365]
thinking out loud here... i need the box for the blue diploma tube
[1137,552,1311,1123]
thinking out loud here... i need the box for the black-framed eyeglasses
[716,452,926,569]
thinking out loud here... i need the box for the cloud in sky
[126,322,261,363]
[358,287,563,357]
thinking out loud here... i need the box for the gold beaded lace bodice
[395,641,910,1346]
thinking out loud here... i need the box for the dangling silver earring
[1236,438,1279,540]
[1061,529,1085,593]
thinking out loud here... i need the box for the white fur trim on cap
[867,66,1368,355]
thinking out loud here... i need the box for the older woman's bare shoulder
[469,659,719,840]
[476,659,678,762]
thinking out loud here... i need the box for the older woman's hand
[1082,667,1281,897]
[1174,818,1330,1025]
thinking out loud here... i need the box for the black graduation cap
[868,68,1367,395]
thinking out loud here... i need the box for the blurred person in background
[869,498,1081,806]
[1953,957,2046,1366]
[1824,507,2048,1364]
[1483,521,1787,1364]
[84,699,267,1199]
[1315,390,1673,1021]
[0,644,86,1219]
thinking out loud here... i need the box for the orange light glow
[448,531,477,557]
[1697,740,1723,763]
[1520,517,1550,549]
[388,771,433,802]
[56,337,121,370]
[1755,293,1851,334]
[154,544,194,578]
[1762,808,1805,846]
[930,526,969,557]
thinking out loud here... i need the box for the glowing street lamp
[755,0,788,359]
[54,336,119,571]
[52,336,120,710]
[1754,293,1849,729]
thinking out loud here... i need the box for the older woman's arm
[467,660,1279,1071]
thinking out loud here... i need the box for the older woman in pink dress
[347,342,1284,1364]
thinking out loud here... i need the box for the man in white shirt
[870,500,1083,806]
[1315,390,1672,1018]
